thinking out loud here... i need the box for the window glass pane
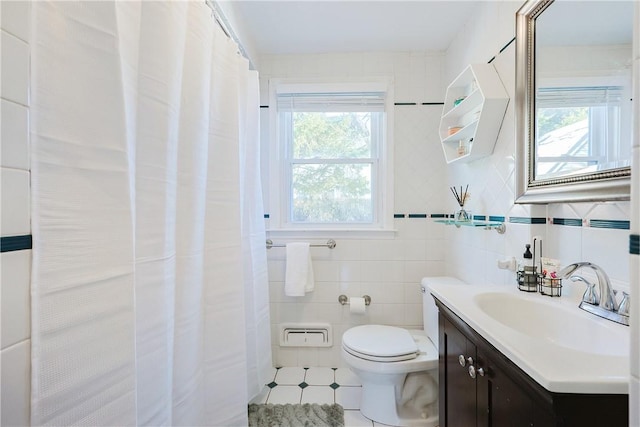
[292,112,372,159]
[291,163,372,223]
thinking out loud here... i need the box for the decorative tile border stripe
[500,37,516,54]
[489,215,505,222]
[509,216,547,224]
[552,218,582,227]
[631,235,639,255]
[394,214,405,218]
[421,102,445,106]
[589,219,630,230]
[430,214,447,218]
[394,102,417,106]
[0,235,33,253]
[473,215,486,221]
[407,213,427,219]
[264,214,270,219]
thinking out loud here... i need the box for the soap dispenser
[517,244,538,292]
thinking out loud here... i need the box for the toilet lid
[342,325,419,360]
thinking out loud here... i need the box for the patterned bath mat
[248,403,345,427]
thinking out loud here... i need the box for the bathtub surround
[29,2,270,425]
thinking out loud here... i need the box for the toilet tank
[420,277,466,350]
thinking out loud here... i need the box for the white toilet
[341,277,464,426]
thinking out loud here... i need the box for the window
[269,81,394,232]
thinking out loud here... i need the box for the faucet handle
[617,291,630,316]
[570,275,599,305]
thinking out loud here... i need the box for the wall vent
[279,323,333,347]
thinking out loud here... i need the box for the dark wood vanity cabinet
[435,298,628,427]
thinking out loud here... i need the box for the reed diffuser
[450,185,471,222]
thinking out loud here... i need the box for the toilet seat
[342,325,419,362]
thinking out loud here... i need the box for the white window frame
[268,79,394,237]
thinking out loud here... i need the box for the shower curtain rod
[205,0,255,70]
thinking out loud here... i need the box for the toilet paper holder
[338,295,371,306]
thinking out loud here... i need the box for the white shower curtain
[30,2,271,425]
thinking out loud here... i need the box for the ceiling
[225,1,481,56]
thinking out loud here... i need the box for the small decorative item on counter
[538,257,562,296]
[448,126,462,136]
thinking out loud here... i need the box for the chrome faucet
[558,262,629,326]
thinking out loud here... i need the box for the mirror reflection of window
[535,83,631,180]
[533,0,633,181]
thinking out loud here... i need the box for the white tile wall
[0,340,31,426]
[1,30,30,106]
[1,98,29,170]
[1,1,30,43]
[1,250,31,349]
[1,168,31,235]
[1,2,32,425]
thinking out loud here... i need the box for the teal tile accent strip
[589,219,630,230]
[509,217,546,224]
[394,102,417,106]
[408,214,427,218]
[394,214,406,218]
[500,37,516,53]
[631,235,639,255]
[0,235,32,253]
[489,216,505,222]
[430,214,447,218]
[422,102,445,105]
[553,218,582,227]
[264,214,270,219]
[473,215,486,221]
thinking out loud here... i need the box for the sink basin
[473,292,628,356]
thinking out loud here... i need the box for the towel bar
[266,239,336,249]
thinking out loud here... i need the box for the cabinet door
[440,315,477,427]
[476,349,535,427]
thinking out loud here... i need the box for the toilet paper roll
[350,297,366,314]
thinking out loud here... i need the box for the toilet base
[359,381,438,427]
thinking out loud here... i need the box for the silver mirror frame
[515,0,631,204]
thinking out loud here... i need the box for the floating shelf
[435,219,506,234]
[439,64,509,164]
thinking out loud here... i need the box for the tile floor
[252,366,387,426]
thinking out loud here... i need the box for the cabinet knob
[467,356,474,365]
[468,365,476,379]
[458,354,466,367]
[469,365,486,379]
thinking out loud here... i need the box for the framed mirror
[515,0,634,203]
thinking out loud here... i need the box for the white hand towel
[285,242,315,296]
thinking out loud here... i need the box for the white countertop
[428,282,630,394]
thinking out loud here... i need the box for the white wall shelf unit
[439,64,509,163]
